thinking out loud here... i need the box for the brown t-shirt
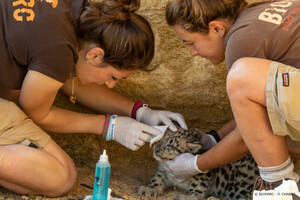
[225,0,300,69]
[0,0,85,89]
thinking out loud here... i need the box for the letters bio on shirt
[12,0,58,22]
[258,0,300,32]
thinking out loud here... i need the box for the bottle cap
[100,149,109,162]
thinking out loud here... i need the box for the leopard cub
[138,127,259,200]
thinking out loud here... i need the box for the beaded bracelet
[102,114,111,140]
[131,101,147,119]
[102,114,117,141]
[106,115,117,141]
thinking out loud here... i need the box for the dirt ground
[0,134,224,200]
[1,93,299,200]
[0,93,228,200]
[2,143,299,200]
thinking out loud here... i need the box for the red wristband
[131,101,145,119]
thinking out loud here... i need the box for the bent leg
[227,58,289,167]
[0,139,77,197]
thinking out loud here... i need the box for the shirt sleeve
[225,30,267,70]
[28,43,76,83]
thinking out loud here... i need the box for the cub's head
[152,127,206,161]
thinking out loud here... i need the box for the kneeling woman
[0,0,187,196]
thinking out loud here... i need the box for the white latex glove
[136,106,187,131]
[200,133,218,150]
[113,116,161,151]
[162,153,206,183]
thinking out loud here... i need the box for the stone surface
[113,0,265,129]
[114,0,232,129]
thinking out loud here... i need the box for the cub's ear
[187,142,204,155]
[186,129,203,143]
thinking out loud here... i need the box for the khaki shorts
[0,98,51,148]
[266,61,300,143]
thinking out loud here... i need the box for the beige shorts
[0,98,51,148]
[266,61,300,143]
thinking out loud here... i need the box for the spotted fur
[138,127,259,200]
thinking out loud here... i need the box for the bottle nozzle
[100,149,109,162]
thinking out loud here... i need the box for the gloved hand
[200,132,218,151]
[107,115,161,151]
[162,153,207,183]
[136,106,187,131]
[200,130,221,150]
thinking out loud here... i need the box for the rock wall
[48,1,281,199]
[114,0,231,130]
[52,0,266,165]
[52,0,264,163]
[113,0,262,129]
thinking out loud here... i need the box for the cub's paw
[138,185,163,199]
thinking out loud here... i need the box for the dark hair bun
[89,0,140,22]
[119,0,140,13]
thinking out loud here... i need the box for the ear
[209,20,226,38]
[85,47,105,66]
[187,142,203,154]
[186,128,205,141]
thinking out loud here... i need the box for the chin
[209,58,224,65]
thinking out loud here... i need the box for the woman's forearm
[197,127,249,171]
[217,119,236,138]
[61,78,134,116]
[36,106,105,134]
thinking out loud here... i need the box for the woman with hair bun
[163,0,300,192]
[0,0,187,196]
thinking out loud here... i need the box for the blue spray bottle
[93,150,111,200]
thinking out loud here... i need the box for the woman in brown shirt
[0,0,187,196]
[163,0,300,192]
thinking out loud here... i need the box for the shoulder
[224,1,283,68]
[225,1,300,68]
[29,44,77,83]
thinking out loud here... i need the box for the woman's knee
[227,57,272,104]
[44,159,77,197]
[51,159,77,196]
[65,158,77,193]
[42,140,78,196]
[226,57,253,96]
[0,144,77,197]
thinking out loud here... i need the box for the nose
[189,46,198,57]
[105,80,117,88]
